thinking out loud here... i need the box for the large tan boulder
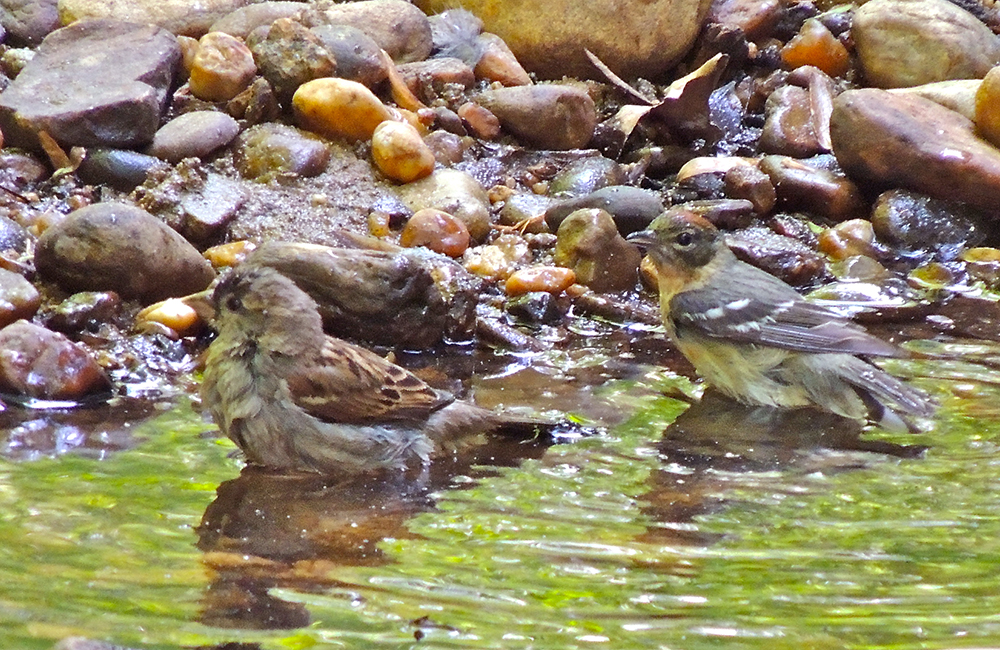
[414,0,711,80]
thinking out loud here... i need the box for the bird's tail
[838,356,935,432]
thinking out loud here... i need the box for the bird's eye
[675,231,694,247]
[225,295,242,312]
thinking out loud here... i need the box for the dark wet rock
[188,31,257,103]
[247,241,480,346]
[225,76,281,125]
[59,0,247,38]
[0,267,38,327]
[853,0,1000,89]
[685,198,756,230]
[498,192,558,230]
[0,0,60,46]
[760,84,824,157]
[310,24,388,88]
[210,2,306,38]
[723,164,776,215]
[35,203,215,302]
[0,215,28,252]
[44,291,122,334]
[0,151,47,187]
[0,20,181,151]
[548,156,625,196]
[250,17,337,105]
[933,295,1000,340]
[554,208,641,292]
[545,186,665,235]
[415,0,710,80]
[758,154,867,222]
[303,0,433,64]
[707,0,783,40]
[871,189,985,262]
[767,213,820,249]
[726,226,827,286]
[475,85,597,150]
[505,290,564,324]
[77,148,169,192]
[398,57,476,97]
[145,111,241,163]
[396,168,491,241]
[831,89,1000,211]
[233,123,331,181]
[0,320,111,400]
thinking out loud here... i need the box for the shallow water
[1,324,999,650]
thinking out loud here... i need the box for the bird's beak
[179,288,216,323]
[626,229,656,248]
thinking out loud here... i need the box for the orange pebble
[400,208,470,257]
[781,18,849,78]
[505,266,576,295]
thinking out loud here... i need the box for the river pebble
[505,266,576,296]
[188,31,257,102]
[396,168,491,240]
[475,85,597,150]
[0,20,180,150]
[0,267,39,327]
[250,18,337,105]
[554,208,640,292]
[831,88,1000,210]
[302,0,432,63]
[0,320,111,400]
[146,111,240,163]
[59,0,247,38]
[35,203,215,302]
[372,120,436,183]
[210,2,306,38]
[759,155,866,222]
[852,0,1000,88]
[474,32,532,86]
[310,24,388,89]
[233,123,331,181]
[44,292,122,334]
[293,77,394,142]
[0,0,60,46]
[400,208,470,257]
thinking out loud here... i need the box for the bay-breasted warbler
[628,208,934,430]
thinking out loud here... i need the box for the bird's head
[627,207,723,273]
[205,265,324,349]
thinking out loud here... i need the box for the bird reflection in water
[637,389,928,547]
[195,432,551,630]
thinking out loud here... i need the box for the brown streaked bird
[187,264,539,475]
[627,208,934,430]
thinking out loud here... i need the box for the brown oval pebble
[293,77,393,141]
[400,208,470,257]
[505,266,576,295]
[457,102,501,140]
[189,31,257,102]
[0,320,111,400]
[0,267,40,328]
[371,120,436,183]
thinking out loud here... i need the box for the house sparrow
[188,264,541,475]
[627,208,935,430]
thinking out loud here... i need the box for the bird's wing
[670,264,904,358]
[284,336,453,424]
